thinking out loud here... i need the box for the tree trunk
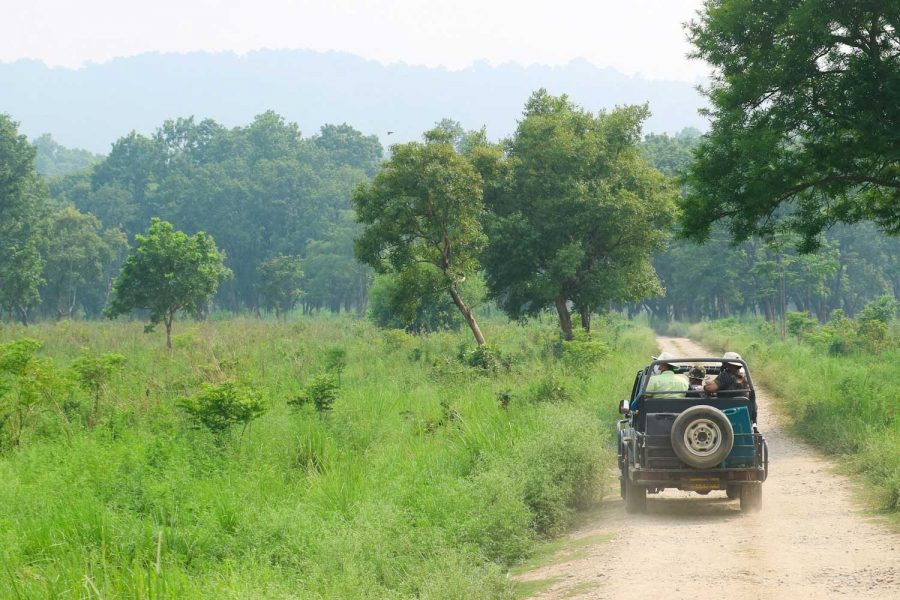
[165,313,174,349]
[554,295,574,341]
[17,305,28,326]
[448,286,485,346]
[579,306,591,332]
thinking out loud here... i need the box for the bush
[526,373,571,404]
[786,311,817,340]
[502,406,605,535]
[71,350,126,423]
[178,382,267,440]
[290,373,340,413]
[458,344,510,373]
[560,337,610,374]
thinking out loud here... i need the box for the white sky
[1,0,708,81]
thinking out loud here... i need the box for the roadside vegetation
[661,299,900,514]
[0,316,653,598]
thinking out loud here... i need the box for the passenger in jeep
[704,351,749,394]
[646,352,689,396]
[686,365,707,394]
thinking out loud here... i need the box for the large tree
[353,129,488,345]
[41,206,124,320]
[0,115,46,325]
[105,219,231,348]
[483,91,678,339]
[682,0,900,249]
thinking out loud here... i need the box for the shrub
[178,382,267,440]
[502,406,605,535]
[290,373,340,414]
[560,337,610,374]
[71,350,126,423]
[458,344,510,373]
[324,346,347,379]
[526,373,571,404]
[786,311,817,340]
[0,339,64,449]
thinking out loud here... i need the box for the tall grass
[667,318,900,514]
[0,316,654,598]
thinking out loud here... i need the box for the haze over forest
[1,49,707,152]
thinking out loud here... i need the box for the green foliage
[684,318,900,514]
[178,381,266,438]
[32,133,100,177]
[559,337,611,375]
[483,89,678,339]
[858,295,898,327]
[0,114,46,325]
[51,114,379,314]
[290,373,340,414]
[0,338,63,448]
[368,267,462,333]
[42,206,127,319]
[682,1,900,246]
[323,346,347,377]
[786,312,817,340]
[256,254,304,319]
[526,373,572,404]
[458,344,510,373]
[0,317,655,596]
[105,218,232,347]
[354,129,488,345]
[71,350,125,420]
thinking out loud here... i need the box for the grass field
[0,316,654,598]
[664,319,900,515]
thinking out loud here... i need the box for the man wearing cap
[704,351,749,394]
[646,352,689,396]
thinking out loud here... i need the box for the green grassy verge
[663,319,900,514]
[0,317,653,598]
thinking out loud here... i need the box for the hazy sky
[2,0,708,81]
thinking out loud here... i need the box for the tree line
[4,0,899,345]
[1,112,381,323]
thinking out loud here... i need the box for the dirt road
[517,336,900,599]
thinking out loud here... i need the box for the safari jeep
[616,357,768,513]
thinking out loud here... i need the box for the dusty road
[517,336,900,599]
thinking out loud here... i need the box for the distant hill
[1,50,708,153]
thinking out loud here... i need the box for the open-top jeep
[616,357,768,513]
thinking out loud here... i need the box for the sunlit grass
[675,318,900,515]
[0,315,654,598]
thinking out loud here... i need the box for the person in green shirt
[646,352,689,396]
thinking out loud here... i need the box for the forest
[2,108,897,336]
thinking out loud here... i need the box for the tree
[257,254,304,319]
[301,212,372,315]
[483,90,678,339]
[682,1,900,248]
[105,219,231,348]
[32,134,100,177]
[353,130,488,345]
[0,114,46,325]
[313,123,383,176]
[41,206,122,319]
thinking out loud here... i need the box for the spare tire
[671,405,734,469]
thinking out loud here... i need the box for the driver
[704,351,749,394]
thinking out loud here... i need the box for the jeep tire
[671,405,735,469]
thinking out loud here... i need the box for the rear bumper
[627,466,766,489]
